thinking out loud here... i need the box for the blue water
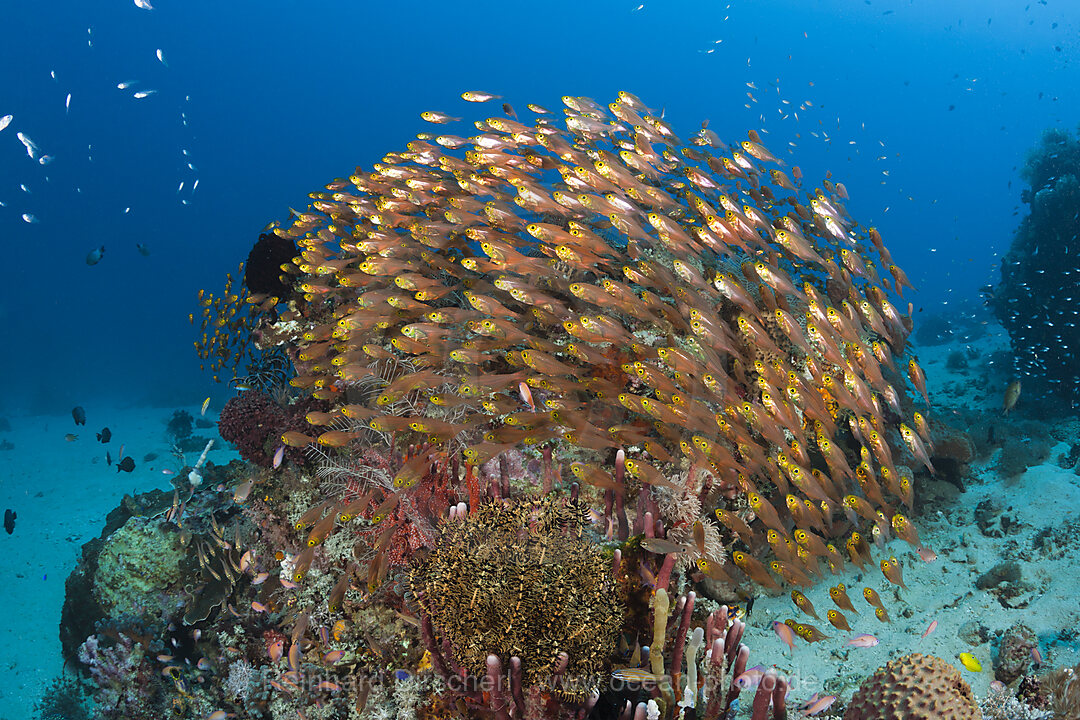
[1,0,1076,414]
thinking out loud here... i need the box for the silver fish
[17,132,38,158]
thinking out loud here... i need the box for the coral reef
[217,390,324,466]
[71,92,943,719]
[165,409,194,442]
[244,231,298,298]
[998,436,1053,479]
[77,634,158,720]
[988,126,1080,411]
[843,653,982,720]
[34,674,91,720]
[925,414,977,492]
[980,683,1052,720]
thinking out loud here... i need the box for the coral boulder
[844,653,981,720]
[92,516,186,623]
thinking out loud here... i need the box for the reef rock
[994,623,1038,684]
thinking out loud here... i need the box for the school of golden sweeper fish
[194,90,934,597]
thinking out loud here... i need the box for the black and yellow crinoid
[410,496,622,697]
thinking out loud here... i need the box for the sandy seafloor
[0,319,1078,719]
[738,318,1080,715]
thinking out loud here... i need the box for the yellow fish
[200,397,210,416]
[957,653,982,672]
[1002,380,1021,416]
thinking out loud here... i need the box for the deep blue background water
[1,0,1076,415]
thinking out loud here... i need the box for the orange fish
[881,556,906,589]
[281,431,316,447]
[900,423,935,475]
[733,550,780,590]
[907,358,930,406]
[316,430,361,447]
[1002,380,1021,416]
[829,583,858,613]
[827,609,851,631]
[288,642,301,671]
[747,491,786,533]
[305,510,338,547]
[787,619,830,643]
[773,620,797,653]
[891,514,922,549]
[791,590,819,619]
[863,587,885,610]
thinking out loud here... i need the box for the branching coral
[217,391,322,466]
[980,684,1052,720]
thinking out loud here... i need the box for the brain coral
[844,653,982,720]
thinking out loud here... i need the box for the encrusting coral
[995,623,1039,685]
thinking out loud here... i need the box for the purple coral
[78,634,156,719]
[217,392,286,466]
